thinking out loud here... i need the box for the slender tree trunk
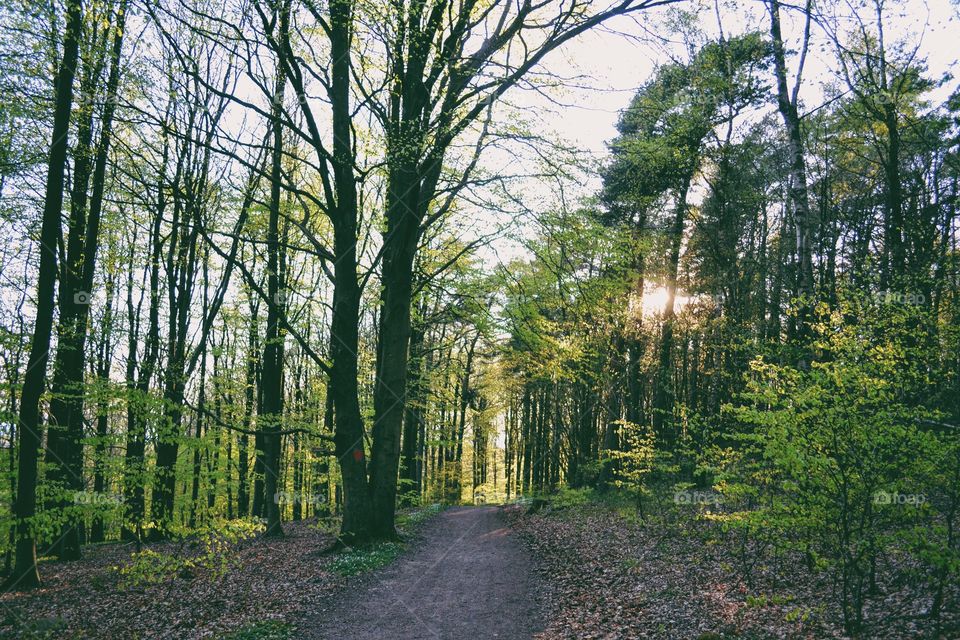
[652,180,690,450]
[238,297,258,517]
[123,134,166,540]
[400,317,426,502]
[188,358,207,529]
[769,0,815,360]
[90,271,116,543]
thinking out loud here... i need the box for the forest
[0,0,958,637]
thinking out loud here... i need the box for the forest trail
[308,506,542,640]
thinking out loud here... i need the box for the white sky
[479,0,960,268]
[533,0,959,157]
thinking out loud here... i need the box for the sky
[478,0,960,269]
[534,0,959,158]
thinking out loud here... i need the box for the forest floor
[0,505,446,639]
[4,497,956,639]
[506,493,960,640]
[305,506,542,639]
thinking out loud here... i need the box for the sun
[631,285,693,318]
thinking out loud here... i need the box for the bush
[219,620,293,640]
[717,297,958,634]
[115,518,264,588]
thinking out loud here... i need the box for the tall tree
[6,0,84,590]
[768,0,816,361]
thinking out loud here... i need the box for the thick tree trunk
[7,0,83,590]
[369,203,418,536]
[326,0,373,544]
[45,60,98,560]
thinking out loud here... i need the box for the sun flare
[631,285,694,318]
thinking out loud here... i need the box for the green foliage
[609,420,656,515]
[396,503,443,530]
[602,31,770,225]
[327,503,443,577]
[328,542,405,577]
[713,295,959,632]
[218,620,293,640]
[116,548,190,588]
[116,518,264,588]
[547,487,595,510]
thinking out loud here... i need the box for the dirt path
[307,506,542,640]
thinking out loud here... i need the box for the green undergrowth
[218,620,293,640]
[1,615,69,640]
[328,503,443,577]
[328,541,405,576]
[397,502,443,529]
[114,518,265,589]
[522,486,639,514]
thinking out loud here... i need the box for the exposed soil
[305,506,542,640]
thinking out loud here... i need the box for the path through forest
[308,506,542,639]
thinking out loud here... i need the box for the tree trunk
[400,317,426,502]
[768,0,815,360]
[326,0,373,543]
[7,0,83,590]
[652,180,690,450]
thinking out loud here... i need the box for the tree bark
[7,0,83,590]
[768,0,815,359]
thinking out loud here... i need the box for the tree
[603,32,770,448]
[6,0,84,590]
[768,0,816,361]
[365,0,683,539]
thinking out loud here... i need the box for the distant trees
[602,32,770,448]
[0,0,684,592]
[499,6,960,635]
[0,3,955,630]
